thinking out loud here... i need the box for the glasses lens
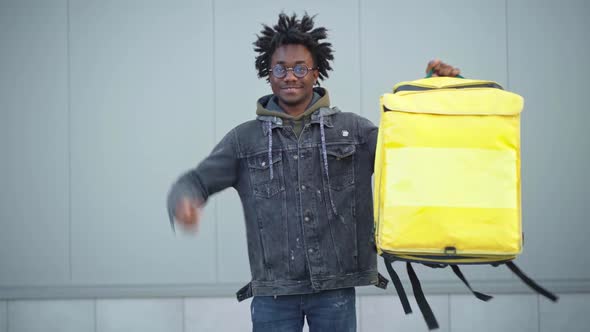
[293,64,308,78]
[271,64,286,78]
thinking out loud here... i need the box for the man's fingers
[176,198,199,224]
[440,65,452,76]
[427,60,461,77]
[426,59,441,74]
[178,198,191,217]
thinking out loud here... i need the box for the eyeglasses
[269,64,316,79]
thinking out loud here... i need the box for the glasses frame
[269,64,317,79]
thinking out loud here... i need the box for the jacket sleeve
[166,128,239,229]
[357,116,379,174]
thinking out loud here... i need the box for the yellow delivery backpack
[374,76,558,330]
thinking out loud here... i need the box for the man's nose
[283,69,298,81]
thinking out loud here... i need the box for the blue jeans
[250,287,356,332]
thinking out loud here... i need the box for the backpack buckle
[444,246,457,255]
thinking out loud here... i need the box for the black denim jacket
[167,88,386,298]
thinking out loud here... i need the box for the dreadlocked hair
[253,12,334,82]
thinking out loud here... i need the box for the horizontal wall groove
[1,279,587,300]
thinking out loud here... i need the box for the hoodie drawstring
[267,120,273,180]
[320,115,338,216]
[265,115,337,216]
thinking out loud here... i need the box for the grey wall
[1,0,589,302]
[1,294,590,332]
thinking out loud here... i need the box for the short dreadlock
[253,12,334,82]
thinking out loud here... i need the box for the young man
[167,13,459,332]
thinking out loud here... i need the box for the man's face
[269,44,319,110]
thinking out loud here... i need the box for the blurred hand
[426,59,461,77]
[175,197,203,233]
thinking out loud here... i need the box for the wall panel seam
[66,0,73,283]
[357,0,363,116]
[537,294,541,332]
[212,0,220,284]
[505,0,510,89]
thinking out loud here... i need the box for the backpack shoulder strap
[407,262,439,330]
[384,257,412,314]
[451,265,493,301]
[505,261,559,302]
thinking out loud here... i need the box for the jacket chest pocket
[324,144,356,191]
[247,151,285,198]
